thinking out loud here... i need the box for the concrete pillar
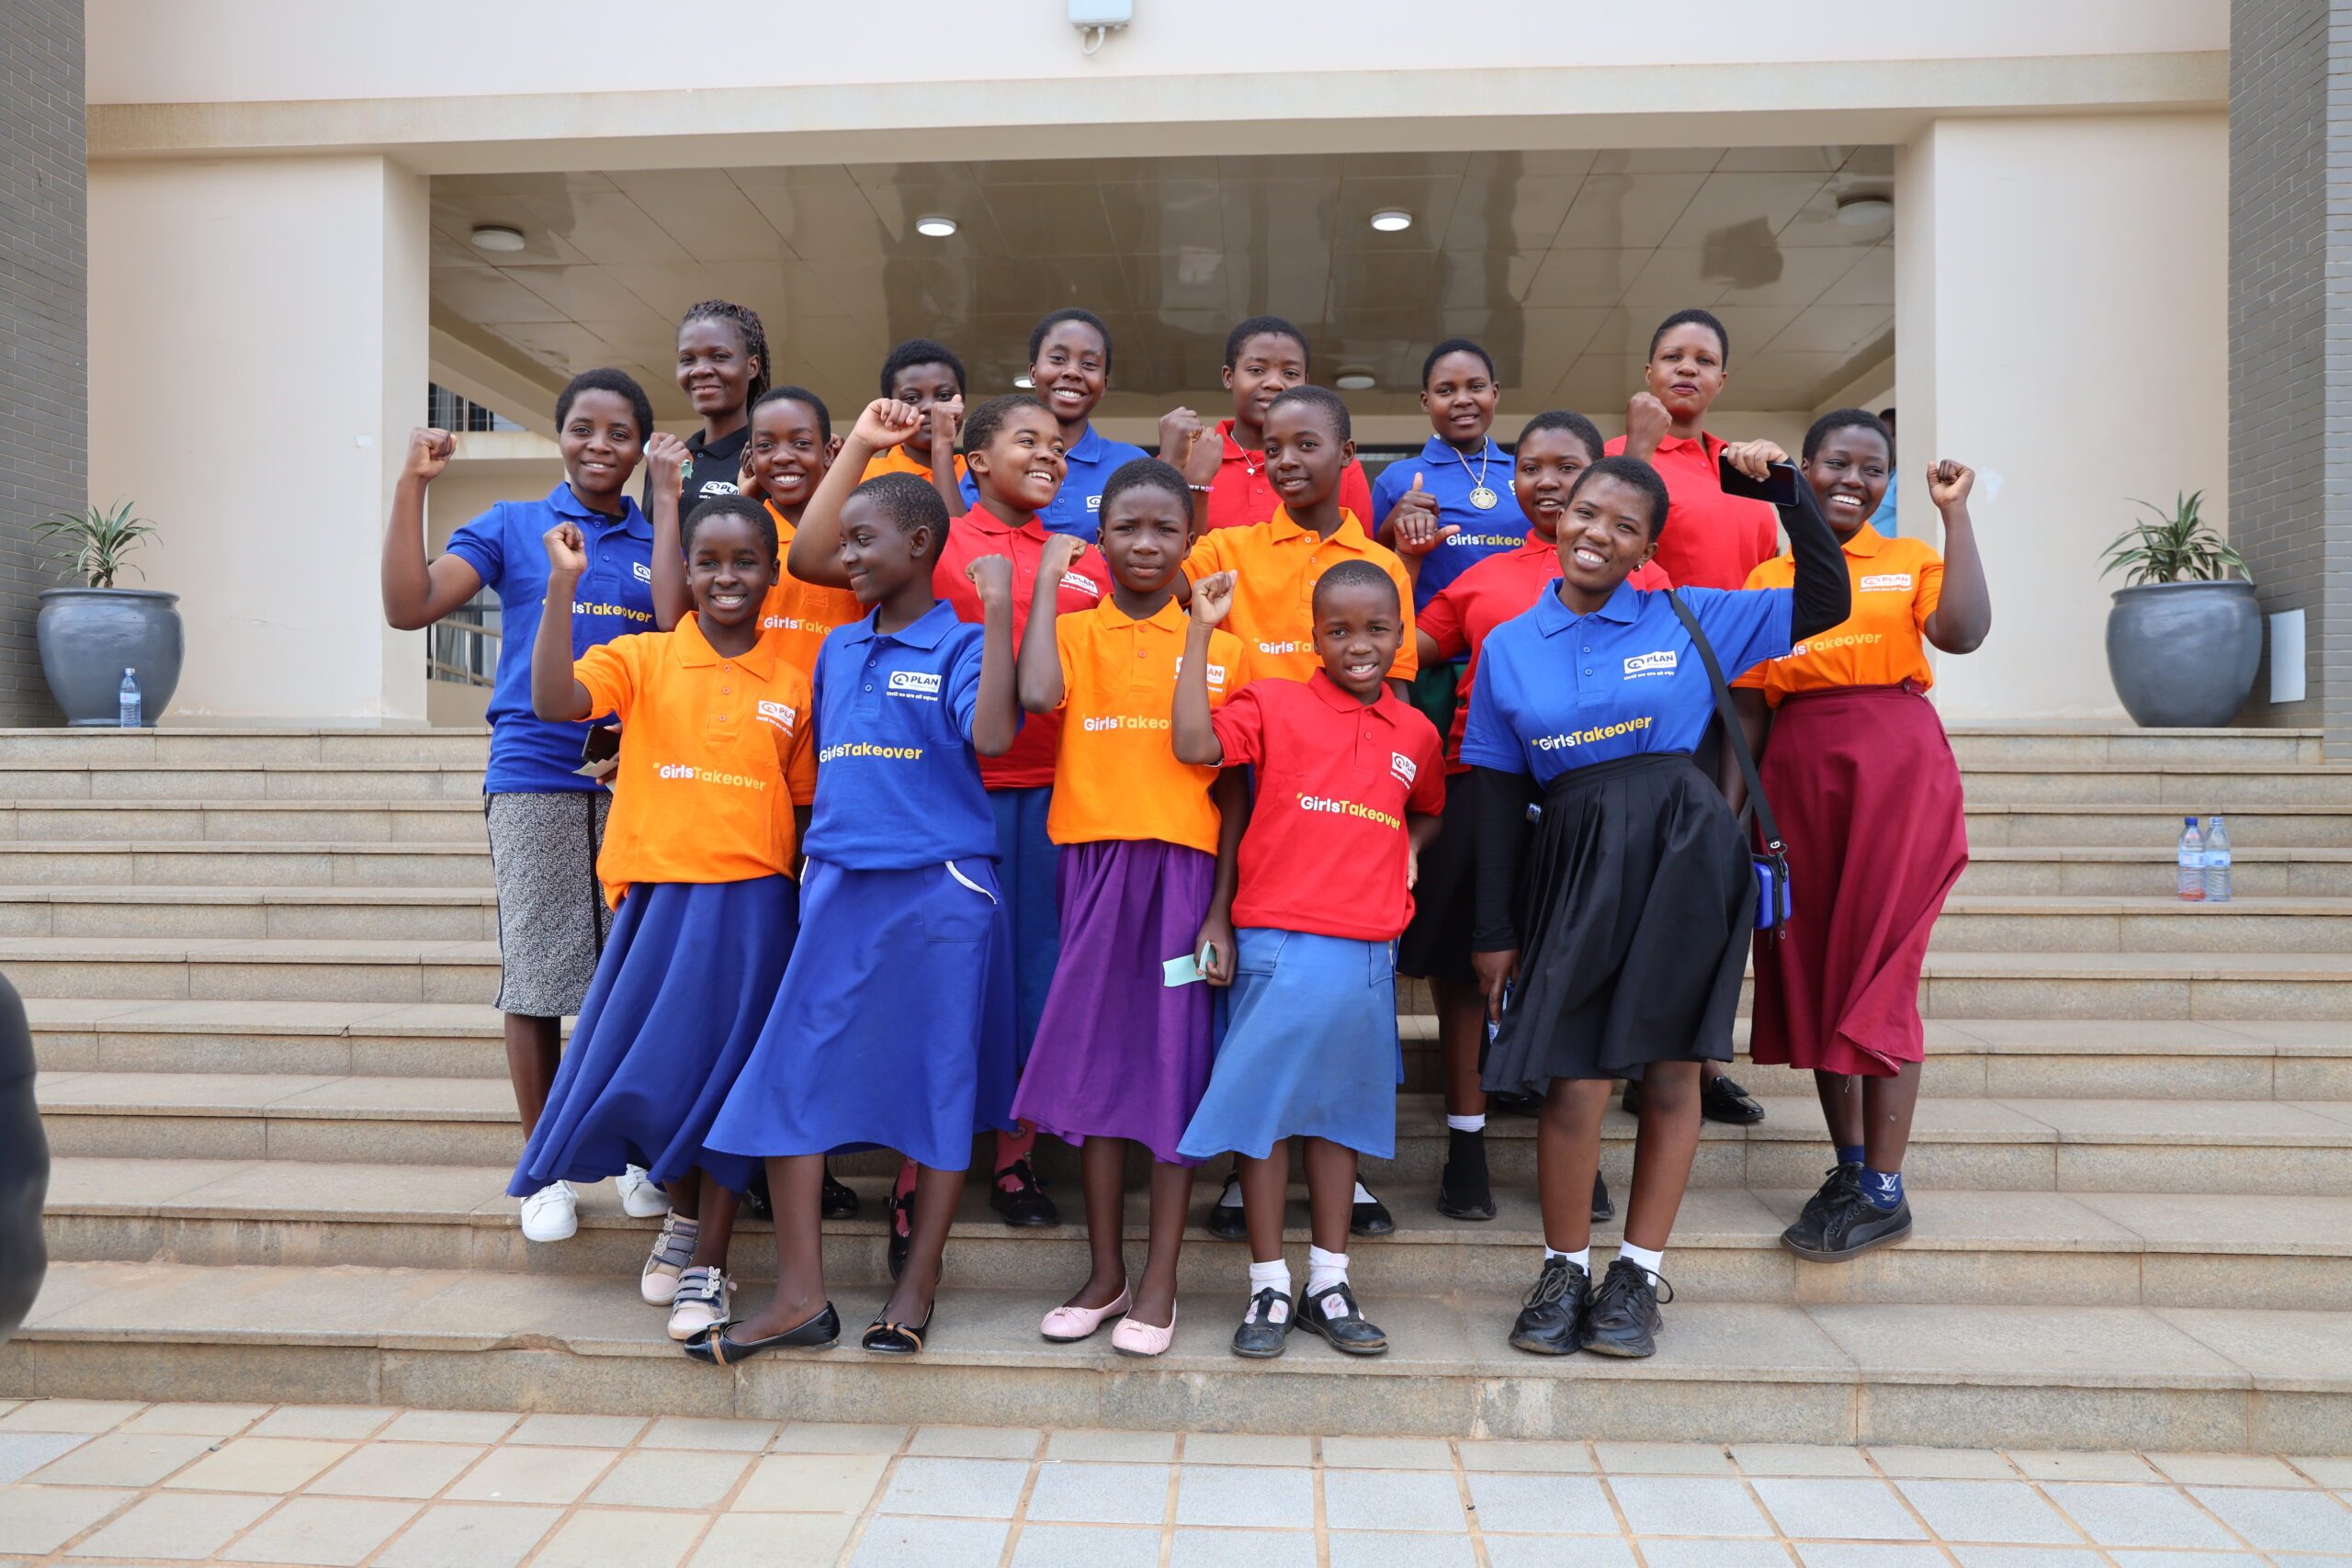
[1894,114,2230,723]
[87,154,430,721]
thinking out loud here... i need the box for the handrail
[426,617,500,688]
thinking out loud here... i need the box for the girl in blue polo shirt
[379,367,662,1248]
[1462,452,1849,1360]
[972,309,1146,543]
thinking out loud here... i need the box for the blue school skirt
[506,874,797,1198]
[706,856,1020,1171]
[1176,927,1401,1162]
[989,784,1060,1067]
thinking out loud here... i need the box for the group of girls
[379,292,1988,1365]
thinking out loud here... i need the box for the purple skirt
[1012,839,1218,1167]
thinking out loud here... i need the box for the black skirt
[1396,775,1484,983]
[1481,752,1752,1091]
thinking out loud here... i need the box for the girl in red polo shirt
[1731,410,1989,1264]
[1010,459,1250,1358]
[512,496,816,1345]
[1173,561,1445,1361]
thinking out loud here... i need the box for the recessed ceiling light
[915,214,958,238]
[469,224,526,253]
[1834,195,1894,227]
[1013,375,1035,389]
[1335,368,1377,390]
[1369,209,1413,233]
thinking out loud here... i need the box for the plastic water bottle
[2203,814,2233,904]
[2177,817,2204,901]
[117,668,141,729]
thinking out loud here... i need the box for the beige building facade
[66,2,2253,733]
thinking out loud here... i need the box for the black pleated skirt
[1481,751,1752,1091]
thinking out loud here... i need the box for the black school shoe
[1205,1173,1248,1240]
[1487,1089,1543,1117]
[1579,1258,1670,1358]
[1351,1188,1396,1237]
[1508,1256,1591,1356]
[820,1165,859,1221]
[1231,1286,1293,1359]
[1779,1163,1863,1257]
[1621,1074,1768,1125]
[1591,1171,1614,1224]
[1295,1281,1388,1355]
[1790,1188,1914,1263]
[1436,1129,1495,1221]
[989,1159,1060,1227]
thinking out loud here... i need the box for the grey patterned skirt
[484,791,612,1018]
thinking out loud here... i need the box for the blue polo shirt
[442,483,656,795]
[1461,580,1792,785]
[801,599,999,869]
[957,424,1148,544]
[1372,435,1529,615]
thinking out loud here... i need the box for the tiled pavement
[0,1400,2346,1566]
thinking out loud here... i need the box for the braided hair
[677,299,770,406]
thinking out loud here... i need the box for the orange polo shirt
[1604,430,1781,591]
[1047,597,1246,854]
[573,615,818,908]
[1734,525,1945,705]
[1204,419,1375,532]
[1182,507,1419,684]
[756,503,865,679]
[933,508,1112,790]
[859,445,967,485]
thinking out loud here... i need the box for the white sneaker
[666,1265,733,1341]
[518,1181,578,1243]
[640,1211,699,1305]
[616,1166,669,1219]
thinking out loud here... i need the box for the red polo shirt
[1603,430,1780,591]
[1210,672,1445,942]
[1419,541,1673,773]
[933,509,1111,790]
[1204,419,1376,532]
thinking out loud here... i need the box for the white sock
[1617,1241,1664,1282]
[1216,1176,1244,1210]
[1545,1247,1591,1274]
[1446,1113,1487,1133]
[1306,1245,1350,1312]
[1351,1181,1376,1204]
[1247,1259,1291,1322]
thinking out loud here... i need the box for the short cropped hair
[555,368,654,443]
[682,494,777,558]
[1515,409,1606,463]
[1028,308,1114,373]
[852,472,950,559]
[752,384,832,446]
[1312,558,1400,615]
[961,392,1050,457]
[1224,314,1310,369]
[1566,455,1672,539]
[1421,337,1496,387]
[1646,307,1730,366]
[1098,457,1192,517]
[1266,384,1351,444]
[879,337,967,399]
[1803,408,1894,463]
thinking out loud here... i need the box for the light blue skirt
[1176,927,1400,1161]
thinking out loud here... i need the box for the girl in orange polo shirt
[511,495,818,1345]
[1009,459,1250,1358]
[1731,409,1989,1265]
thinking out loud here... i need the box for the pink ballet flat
[1111,1307,1176,1358]
[1039,1289,1131,1342]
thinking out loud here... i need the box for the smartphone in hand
[1717,455,1801,508]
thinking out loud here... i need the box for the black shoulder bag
[1665,590,1792,941]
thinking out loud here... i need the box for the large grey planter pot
[2105,580,2261,728]
[36,587,183,726]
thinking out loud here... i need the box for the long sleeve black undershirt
[1468,479,1849,953]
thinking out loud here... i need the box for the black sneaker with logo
[1508,1256,1591,1356]
[1793,1188,1914,1262]
[1578,1257,1670,1358]
[1779,1163,1863,1257]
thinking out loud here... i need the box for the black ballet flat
[861,1303,934,1356]
[682,1303,840,1366]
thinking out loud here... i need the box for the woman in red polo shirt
[1606,306,1779,1128]
[1730,410,1989,1265]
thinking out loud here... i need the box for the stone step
[1941,726,2324,765]
[6,1260,2344,1450]
[1961,847,2352,897]
[26,1000,2352,1100]
[0,761,486,801]
[1964,803,2352,848]
[0,800,485,845]
[0,886,498,942]
[40,1160,2352,1313]
[1951,761,2352,807]
[1926,896,2352,954]
[0,727,492,765]
[0,840,494,888]
[34,1073,2352,1192]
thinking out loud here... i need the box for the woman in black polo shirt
[646,299,769,518]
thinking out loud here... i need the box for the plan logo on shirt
[1623,649,1679,679]
[888,670,943,702]
[632,562,653,583]
[1859,572,1914,592]
[755,700,797,732]
[1171,656,1228,689]
[1059,570,1103,598]
[1390,751,1419,787]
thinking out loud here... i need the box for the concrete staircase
[4,725,2350,1452]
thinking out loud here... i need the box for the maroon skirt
[1747,683,1967,1077]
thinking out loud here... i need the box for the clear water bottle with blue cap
[2176,816,2203,901]
[2202,814,2232,904]
[117,668,141,729]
